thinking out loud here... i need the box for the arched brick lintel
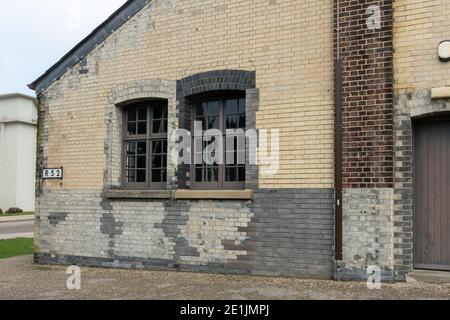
[109,79,176,106]
[177,70,256,97]
[410,104,450,119]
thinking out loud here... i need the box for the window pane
[137,141,146,155]
[152,155,162,168]
[239,98,246,113]
[225,150,234,165]
[138,121,147,135]
[207,166,219,182]
[136,170,146,183]
[127,109,136,121]
[226,167,237,182]
[136,156,146,169]
[207,101,219,115]
[126,141,146,155]
[162,118,168,133]
[225,99,238,115]
[153,119,167,134]
[153,106,163,119]
[195,165,218,183]
[138,108,147,121]
[125,140,147,184]
[126,142,136,155]
[152,120,162,134]
[238,166,245,181]
[126,170,135,182]
[153,140,162,154]
[149,137,167,184]
[127,122,136,135]
[194,152,202,165]
[126,156,136,168]
[226,135,245,164]
[196,103,206,116]
[152,170,161,182]
[195,167,203,182]
[199,117,207,131]
[207,116,219,129]
[226,115,238,129]
[238,114,246,128]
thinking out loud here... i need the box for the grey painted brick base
[335,264,397,283]
[33,252,253,275]
[338,188,402,282]
[35,188,335,279]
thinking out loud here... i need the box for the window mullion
[134,141,138,185]
[148,103,152,137]
[147,106,151,189]
[147,138,150,188]
[220,99,225,189]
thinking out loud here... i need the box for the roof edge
[28,0,150,94]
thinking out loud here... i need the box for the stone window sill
[175,189,253,200]
[105,189,171,199]
[105,189,253,200]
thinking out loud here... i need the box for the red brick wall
[335,0,394,188]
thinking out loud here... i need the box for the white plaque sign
[42,167,63,179]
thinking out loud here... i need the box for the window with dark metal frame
[191,93,246,190]
[122,100,168,190]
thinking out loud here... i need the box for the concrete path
[0,218,34,240]
[0,255,450,300]
[0,215,34,223]
[407,270,450,284]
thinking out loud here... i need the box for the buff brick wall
[394,0,450,92]
[39,0,335,191]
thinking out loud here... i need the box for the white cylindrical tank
[0,93,37,212]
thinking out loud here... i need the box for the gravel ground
[0,255,449,300]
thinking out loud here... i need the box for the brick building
[29,0,450,281]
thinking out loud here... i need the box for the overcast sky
[0,0,126,96]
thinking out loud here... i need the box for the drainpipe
[334,0,343,264]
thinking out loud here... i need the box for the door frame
[412,114,450,271]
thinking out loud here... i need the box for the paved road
[0,219,34,240]
[0,255,450,300]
